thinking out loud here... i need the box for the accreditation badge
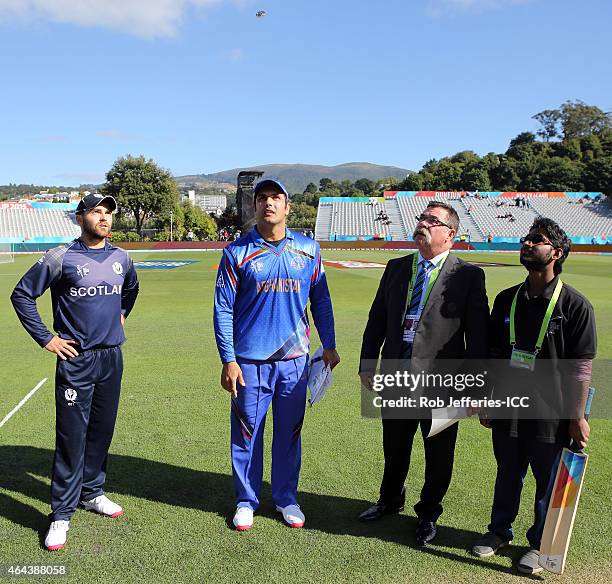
[402,316,419,344]
[509,347,537,372]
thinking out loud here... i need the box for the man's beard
[520,248,553,272]
[82,221,108,241]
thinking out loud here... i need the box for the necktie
[408,260,432,315]
[402,260,432,359]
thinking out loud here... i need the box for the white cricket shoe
[276,504,305,528]
[81,494,124,518]
[45,520,69,551]
[233,506,254,531]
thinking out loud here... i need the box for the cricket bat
[539,386,595,574]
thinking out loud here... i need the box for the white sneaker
[81,494,123,518]
[45,520,69,551]
[276,504,305,528]
[233,506,254,531]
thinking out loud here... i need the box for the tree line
[2,100,608,236]
[287,101,610,224]
[399,101,611,195]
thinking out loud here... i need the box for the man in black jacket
[471,218,595,575]
[358,200,489,545]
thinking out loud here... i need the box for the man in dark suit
[358,200,489,545]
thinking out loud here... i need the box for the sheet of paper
[427,407,469,438]
[308,346,333,407]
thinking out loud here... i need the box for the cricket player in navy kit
[214,178,340,531]
[11,194,139,551]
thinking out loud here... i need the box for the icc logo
[216,274,224,288]
[64,388,77,405]
[76,263,90,278]
[250,260,263,273]
[112,262,123,275]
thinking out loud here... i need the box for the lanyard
[509,279,563,353]
[406,253,447,312]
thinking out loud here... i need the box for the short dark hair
[529,217,571,274]
[426,200,460,231]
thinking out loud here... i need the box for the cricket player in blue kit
[214,178,340,531]
[11,194,139,551]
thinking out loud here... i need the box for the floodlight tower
[237,171,264,232]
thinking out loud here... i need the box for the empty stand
[314,201,333,241]
[313,192,612,242]
[0,206,80,240]
[460,198,539,239]
[528,197,612,237]
[383,198,408,240]
[328,200,391,239]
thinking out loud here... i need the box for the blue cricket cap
[253,177,290,199]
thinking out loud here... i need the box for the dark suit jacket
[360,252,489,374]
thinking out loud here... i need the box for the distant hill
[175,162,412,194]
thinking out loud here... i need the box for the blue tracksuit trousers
[231,356,308,510]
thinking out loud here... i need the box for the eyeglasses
[520,233,553,246]
[415,214,453,229]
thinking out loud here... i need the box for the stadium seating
[528,197,612,238]
[314,192,611,242]
[314,201,333,240]
[460,198,538,239]
[0,203,80,242]
[326,200,391,239]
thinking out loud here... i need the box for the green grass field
[0,249,610,584]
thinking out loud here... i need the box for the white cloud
[428,0,531,16]
[0,0,252,38]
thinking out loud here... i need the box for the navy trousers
[51,346,123,521]
[488,429,563,549]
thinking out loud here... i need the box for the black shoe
[415,520,437,546]
[358,502,404,522]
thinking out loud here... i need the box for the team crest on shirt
[250,259,264,273]
[547,316,562,335]
[112,262,123,275]
[290,256,305,271]
[64,388,77,405]
[76,263,90,278]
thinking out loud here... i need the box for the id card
[403,316,419,344]
[509,348,536,372]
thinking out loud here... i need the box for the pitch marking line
[0,377,48,429]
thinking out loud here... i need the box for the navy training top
[11,239,140,350]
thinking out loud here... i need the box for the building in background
[196,194,227,214]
